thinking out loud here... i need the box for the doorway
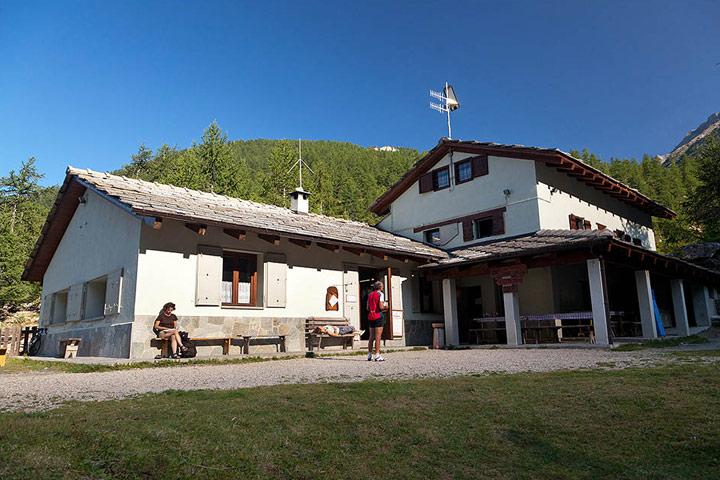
[457,286,483,344]
[358,266,393,341]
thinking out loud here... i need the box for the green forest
[1,121,719,315]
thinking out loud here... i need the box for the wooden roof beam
[223,228,246,240]
[185,223,207,235]
[289,238,311,248]
[317,242,340,253]
[258,234,280,246]
[367,250,389,261]
[344,246,365,256]
[388,254,410,263]
[153,217,163,229]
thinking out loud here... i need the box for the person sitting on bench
[153,302,186,359]
[313,325,358,336]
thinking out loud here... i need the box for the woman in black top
[153,302,185,358]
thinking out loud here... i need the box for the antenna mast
[430,82,460,138]
[287,139,314,190]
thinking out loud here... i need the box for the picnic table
[470,311,631,344]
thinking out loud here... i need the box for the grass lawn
[612,335,709,351]
[1,363,718,480]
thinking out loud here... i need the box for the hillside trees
[684,137,720,241]
[0,158,56,308]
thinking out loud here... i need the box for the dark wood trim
[413,207,507,233]
[367,250,389,261]
[343,247,365,256]
[388,254,409,263]
[221,252,258,307]
[153,218,163,229]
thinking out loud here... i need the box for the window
[53,290,68,324]
[222,252,258,306]
[454,159,473,184]
[569,214,592,230]
[425,228,441,245]
[474,218,494,239]
[85,276,107,319]
[433,167,450,190]
[632,238,642,246]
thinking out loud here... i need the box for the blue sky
[1,0,718,186]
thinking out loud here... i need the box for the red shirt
[367,291,382,320]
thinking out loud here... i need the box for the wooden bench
[151,336,234,358]
[0,347,7,367]
[59,338,81,358]
[306,317,360,351]
[237,335,286,354]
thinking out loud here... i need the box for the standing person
[367,281,387,361]
[153,302,185,359]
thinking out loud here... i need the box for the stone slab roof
[421,229,617,268]
[69,167,446,259]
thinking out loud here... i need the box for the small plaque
[345,295,357,303]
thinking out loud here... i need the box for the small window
[433,167,450,190]
[455,160,473,184]
[474,218,494,239]
[222,252,258,306]
[425,229,441,245]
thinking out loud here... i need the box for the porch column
[441,278,460,346]
[586,259,610,345]
[670,279,690,337]
[634,270,658,339]
[503,290,523,346]
[691,285,712,327]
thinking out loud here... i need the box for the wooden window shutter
[492,213,505,235]
[196,246,222,306]
[462,220,474,241]
[418,172,433,193]
[569,215,578,230]
[583,220,591,230]
[104,269,124,316]
[266,254,287,308]
[66,283,86,322]
[41,294,55,326]
[471,154,489,177]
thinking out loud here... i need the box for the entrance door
[358,266,394,340]
[457,286,482,344]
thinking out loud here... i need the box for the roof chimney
[289,187,311,214]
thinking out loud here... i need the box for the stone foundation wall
[404,319,434,346]
[37,323,132,358]
[131,315,306,359]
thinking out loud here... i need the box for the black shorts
[369,313,385,329]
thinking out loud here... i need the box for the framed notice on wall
[391,310,403,337]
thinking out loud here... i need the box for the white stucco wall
[535,163,657,250]
[39,189,141,355]
[378,152,541,248]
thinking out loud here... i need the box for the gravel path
[2,342,718,413]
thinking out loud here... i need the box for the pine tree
[128,143,153,179]
[198,121,233,194]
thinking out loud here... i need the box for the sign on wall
[392,310,403,337]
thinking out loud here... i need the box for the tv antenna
[430,82,460,139]
[287,139,314,190]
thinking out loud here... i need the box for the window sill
[221,305,264,310]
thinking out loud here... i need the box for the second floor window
[425,228,442,245]
[474,218,494,239]
[455,159,473,184]
[433,167,450,190]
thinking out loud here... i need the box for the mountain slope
[661,112,720,165]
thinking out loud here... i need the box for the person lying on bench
[313,325,358,336]
[153,302,187,359]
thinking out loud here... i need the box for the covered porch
[424,230,719,346]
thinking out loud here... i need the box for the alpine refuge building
[24,138,719,358]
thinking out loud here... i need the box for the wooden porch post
[502,289,522,346]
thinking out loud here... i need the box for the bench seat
[306,317,361,351]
